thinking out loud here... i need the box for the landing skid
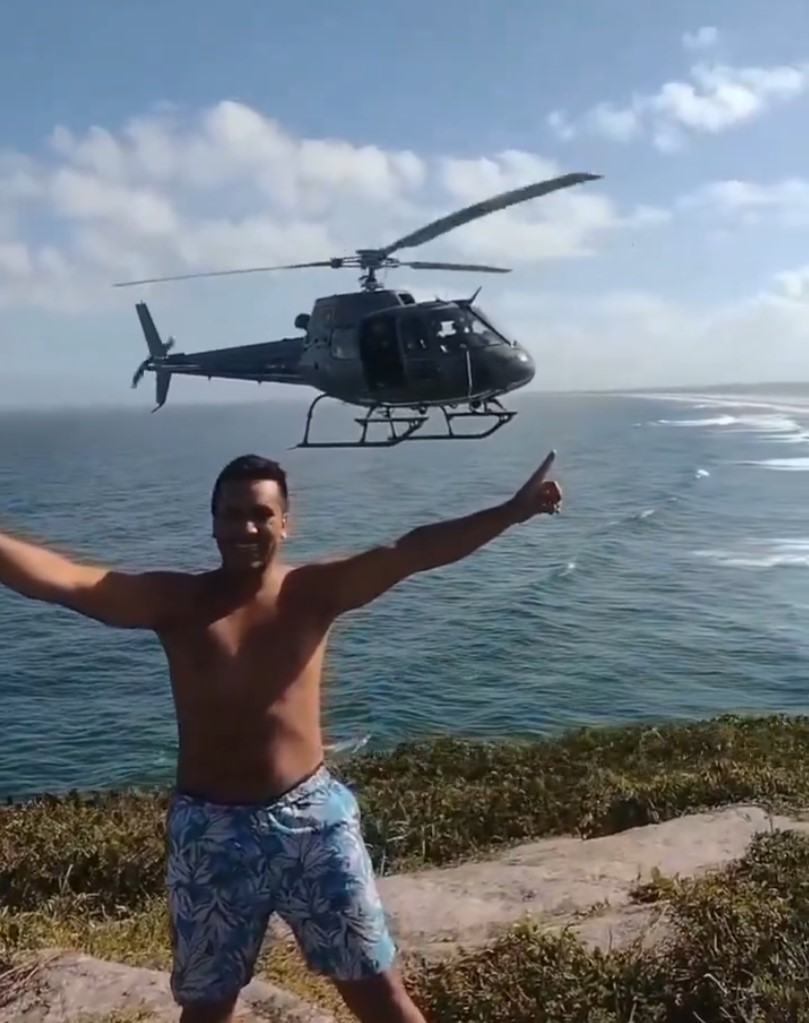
[294,394,517,449]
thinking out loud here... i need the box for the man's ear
[281,513,290,540]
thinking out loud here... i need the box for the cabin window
[331,327,359,360]
[399,316,431,355]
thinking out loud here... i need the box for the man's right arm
[0,528,187,629]
[300,450,562,620]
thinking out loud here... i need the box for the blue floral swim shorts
[165,765,396,1006]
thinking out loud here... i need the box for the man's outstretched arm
[0,528,186,629]
[311,450,562,617]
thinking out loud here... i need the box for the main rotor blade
[401,260,511,274]
[379,172,602,257]
[112,260,343,288]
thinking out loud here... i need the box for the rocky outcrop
[4,803,807,1022]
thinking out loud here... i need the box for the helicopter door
[358,313,405,391]
[399,315,441,383]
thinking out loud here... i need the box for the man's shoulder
[141,569,215,622]
[278,559,345,610]
[282,557,345,587]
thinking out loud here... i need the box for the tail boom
[131,303,307,410]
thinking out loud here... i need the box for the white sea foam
[325,733,372,755]
[629,391,809,418]
[657,415,736,427]
[654,410,808,444]
[554,560,576,578]
[748,457,809,471]
[695,538,809,569]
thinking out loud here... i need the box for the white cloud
[680,177,809,226]
[433,150,667,262]
[487,265,809,390]
[50,168,179,236]
[682,26,719,53]
[5,97,809,397]
[0,242,31,276]
[771,264,809,300]
[548,34,809,150]
[0,100,663,313]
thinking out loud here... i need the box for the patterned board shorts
[165,764,397,1007]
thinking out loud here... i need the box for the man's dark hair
[210,454,289,515]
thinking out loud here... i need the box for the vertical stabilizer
[132,302,175,410]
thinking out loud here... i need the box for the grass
[3,712,809,1021]
[408,828,809,1022]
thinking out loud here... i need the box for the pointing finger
[533,449,556,483]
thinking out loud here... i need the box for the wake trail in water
[695,539,809,570]
[745,456,809,472]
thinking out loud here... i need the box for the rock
[264,802,809,956]
[0,951,336,1023]
[373,804,809,954]
[4,804,808,1020]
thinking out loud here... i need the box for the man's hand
[506,450,562,523]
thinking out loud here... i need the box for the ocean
[2,386,809,799]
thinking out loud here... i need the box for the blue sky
[3,0,809,406]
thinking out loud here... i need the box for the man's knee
[333,970,427,1023]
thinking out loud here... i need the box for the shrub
[3,714,809,912]
[407,830,809,1023]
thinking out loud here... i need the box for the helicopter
[115,170,601,448]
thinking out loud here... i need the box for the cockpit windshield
[396,304,512,356]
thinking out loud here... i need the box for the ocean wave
[325,733,372,756]
[653,411,808,445]
[601,466,709,531]
[694,539,809,569]
[657,415,736,427]
[747,457,809,471]
[629,391,809,417]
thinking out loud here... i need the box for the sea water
[2,387,808,797]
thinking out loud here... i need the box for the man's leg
[177,997,238,1023]
[273,774,428,1023]
[165,794,272,1023]
[333,971,427,1023]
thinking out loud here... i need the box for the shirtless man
[0,449,562,1023]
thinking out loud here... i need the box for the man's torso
[156,563,332,803]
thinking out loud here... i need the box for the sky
[3,0,809,407]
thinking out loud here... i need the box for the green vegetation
[409,828,809,1022]
[3,713,809,1021]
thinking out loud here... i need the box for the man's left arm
[311,450,562,618]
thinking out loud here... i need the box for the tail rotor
[132,303,175,411]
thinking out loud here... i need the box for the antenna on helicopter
[112,172,602,292]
